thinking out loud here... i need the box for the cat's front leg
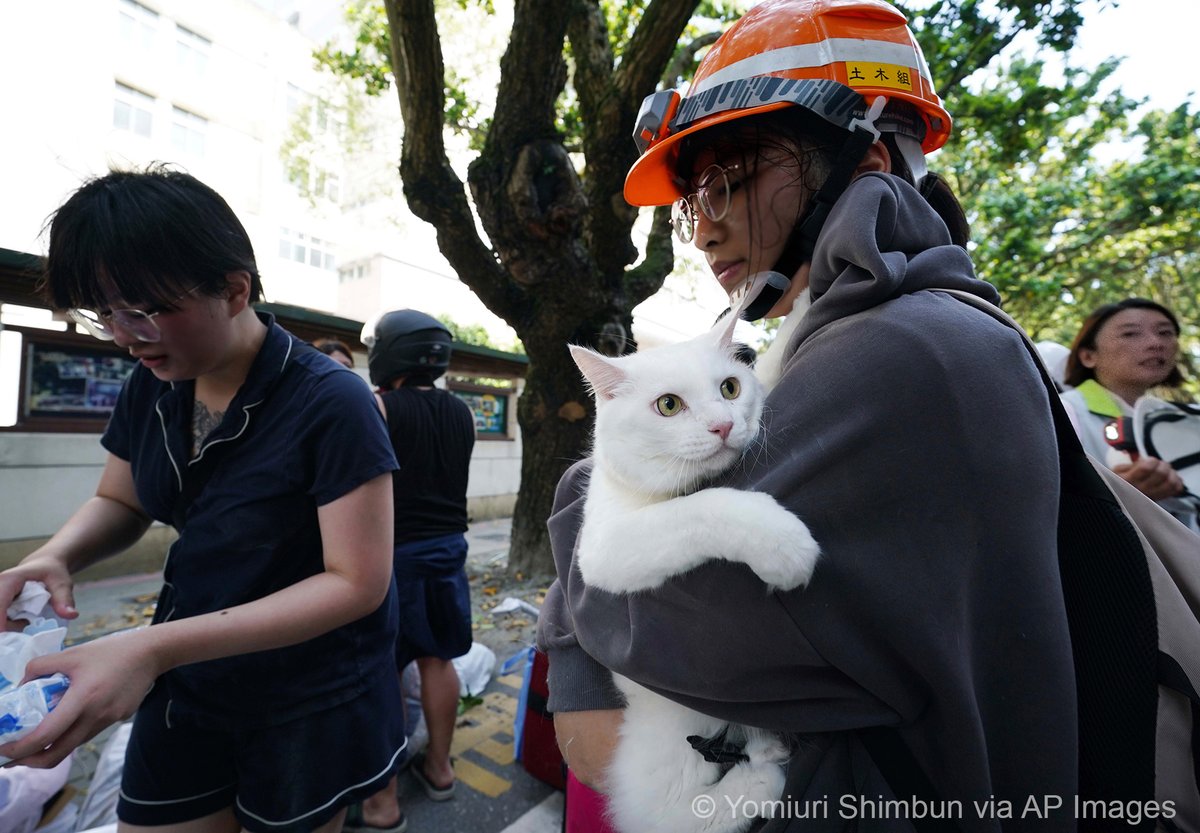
[687,487,820,592]
[579,487,819,593]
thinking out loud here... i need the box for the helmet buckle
[847,95,887,143]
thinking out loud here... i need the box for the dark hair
[1063,297,1184,389]
[41,165,262,311]
[313,337,355,367]
[676,105,970,249]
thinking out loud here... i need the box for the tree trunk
[384,0,703,576]
[507,351,593,578]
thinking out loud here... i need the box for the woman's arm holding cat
[536,460,627,788]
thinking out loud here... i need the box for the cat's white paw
[745,733,790,767]
[744,499,820,591]
[719,756,787,818]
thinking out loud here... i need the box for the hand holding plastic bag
[0,582,73,765]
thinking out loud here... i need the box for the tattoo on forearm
[193,400,225,455]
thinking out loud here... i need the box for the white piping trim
[120,782,235,806]
[190,399,261,465]
[693,38,930,95]
[236,737,408,827]
[191,335,293,465]
[156,396,183,492]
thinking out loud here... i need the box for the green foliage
[436,314,526,354]
[312,0,492,148]
[458,693,484,714]
[313,1,393,96]
[897,0,1200,367]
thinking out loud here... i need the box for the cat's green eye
[720,377,741,400]
[655,394,684,416]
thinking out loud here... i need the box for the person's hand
[0,558,77,632]
[1112,455,1187,501]
[0,629,160,768]
[553,708,623,792]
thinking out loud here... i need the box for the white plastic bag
[73,722,133,833]
[0,755,72,833]
[0,629,67,695]
[452,642,496,698]
[0,675,70,765]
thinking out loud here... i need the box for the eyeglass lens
[69,308,162,342]
[671,165,734,243]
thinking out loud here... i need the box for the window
[170,106,206,156]
[175,25,210,77]
[284,163,341,204]
[339,264,367,283]
[278,228,336,271]
[113,82,154,138]
[286,83,306,117]
[117,0,158,52]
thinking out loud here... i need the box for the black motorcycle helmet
[362,309,453,388]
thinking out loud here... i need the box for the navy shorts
[393,533,473,669]
[117,665,406,832]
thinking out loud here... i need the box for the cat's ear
[569,344,627,401]
[710,311,739,349]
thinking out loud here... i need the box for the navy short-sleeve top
[101,313,399,728]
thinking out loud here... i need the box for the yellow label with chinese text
[844,62,915,91]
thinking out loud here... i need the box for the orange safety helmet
[625,0,952,207]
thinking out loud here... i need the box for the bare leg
[296,806,347,833]
[118,807,240,833]
[118,799,348,833]
[349,667,406,829]
[416,655,459,788]
[358,772,402,828]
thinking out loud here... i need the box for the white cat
[569,314,820,833]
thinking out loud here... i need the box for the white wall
[0,434,107,540]
[0,412,523,542]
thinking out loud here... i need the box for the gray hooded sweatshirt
[537,172,1075,831]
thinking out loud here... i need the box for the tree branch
[614,0,702,102]
[662,31,719,88]
[384,0,519,323]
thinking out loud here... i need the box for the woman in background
[1061,297,1199,532]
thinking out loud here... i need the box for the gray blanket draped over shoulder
[537,173,1075,831]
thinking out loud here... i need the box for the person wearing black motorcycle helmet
[365,309,453,390]
[350,310,476,833]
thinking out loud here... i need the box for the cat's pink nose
[710,421,732,441]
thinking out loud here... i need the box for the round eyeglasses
[68,285,203,343]
[671,163,743,243]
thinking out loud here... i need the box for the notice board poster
[453,389,508,436]
[26,341,136,419]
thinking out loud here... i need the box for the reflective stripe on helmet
[673,77,926,145]
[692,38,932,96]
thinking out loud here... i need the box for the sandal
[342,802,408,833]
[410,752,456,801]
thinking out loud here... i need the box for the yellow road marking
[475,737,516,766]
[495,673,525,689]
[454,755,512,798]
[440,679,523,797]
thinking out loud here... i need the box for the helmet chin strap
[737,118,882,321]
[734,271,793,321]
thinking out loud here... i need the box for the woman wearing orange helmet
[538,0,1081,824]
